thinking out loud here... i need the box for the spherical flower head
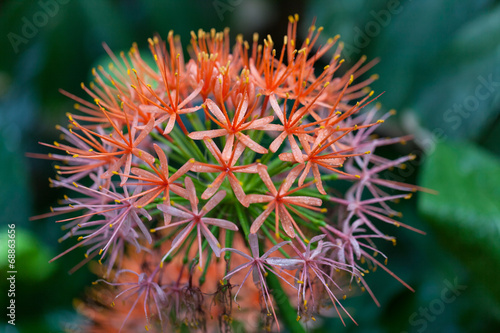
[31,13,430,332]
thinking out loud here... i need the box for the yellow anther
[114,199,121,203]
[99,249,103,255]
[320,208,327,213]
[73,182,78,188]
[77,236,83,241]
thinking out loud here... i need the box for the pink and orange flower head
[32,14,428,333]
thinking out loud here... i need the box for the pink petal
[232,164,258,173]
[269,94,284,124]
[285,196,322,206]
[188,129,228,140]
[202,218,238,231]
[269,132,287,153]
[230,141,247,164]
[248,233,260,258]
[237,133,268,154]
[250,203,275,234]
[261,240,291,259]
[200,222,222,257]
[132,148,155,165]
[170,159,193,182]
[162,222,195,262]
[203,138,224,165]
[184,177,199,214]
[170,184,188,199]
[289,135,304,163]
[131,167,156,180]
[200,190,226,215]
[133,116,155,145]
[162,114,177,135]
[312,164,326,194]
[153,144,169,177]
[221,134,235,162]
[278,204,296,238]
[228,173,248,206]
[244,116,274,130]
[278,152,295,162]
[234,94,249,125]
[191,163,221,173]
[245,194,274,204]
[257,164,277,195]
[201,173,226,200]
[298,162,311,186]
[280,163,304,194]
[157,204,193,219]
[206,98,228,125]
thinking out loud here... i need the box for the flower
[246,164,323,239]
[270,235,356,325]
[152,177,238,268]
[48,181,152,276]
[221,233,295,330]
[191,138,258,204]
[31,13,429,332]
[94,266,167,331]
[69,114,155,186]
[119,143,192,224]
[188,95,273,158]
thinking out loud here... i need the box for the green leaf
[412,4,500,141]
[418,141,500,303]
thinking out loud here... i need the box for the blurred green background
[1,0,500,332]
